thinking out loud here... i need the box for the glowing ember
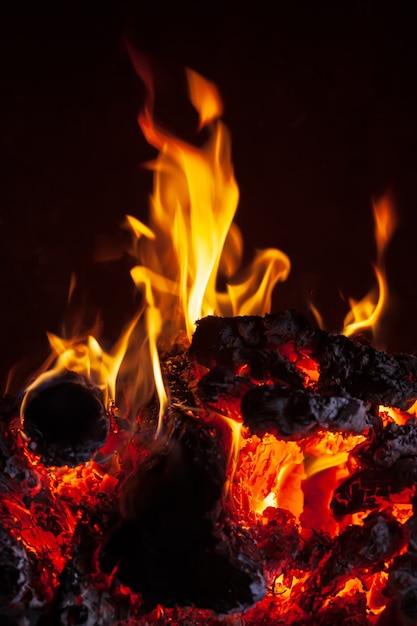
[2,59,417,626]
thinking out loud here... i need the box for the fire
[6,58,417,625]
[343,195,397,340]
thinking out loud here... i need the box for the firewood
[22,370,109,466]
[189,312,417,409]
[297,511,406,614]
[100,410,266,614]
[241,385,373,439]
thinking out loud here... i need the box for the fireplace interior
[2,3,417,625]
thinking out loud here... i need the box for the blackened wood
[332,419,417,518]
[385,553,417,624]
[298,511,406,614]
[100,411,266,614]
[0,525,36,623]
[189,311,417,409]
[22,370,109,466]
[241,385,372,439]
[312,333,417,409]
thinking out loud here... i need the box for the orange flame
[8,61,415,623]
[123,62,290,430]
[21,63,291,438]
[343,195,397,339]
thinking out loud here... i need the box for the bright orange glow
[234,433,304,520]
[379,404,409,426]
[128,66,290,343]
[12,65,411,622]
[343,195,397,339]
[21,314,139,420]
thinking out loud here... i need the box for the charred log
[241,385,372,440]
[298,511,406,614]
[100,411,266,614]
[0,525,39,625]
[189,312,417,409]
[332,420,417,519]
[22,371,109,466]
[312,333,417,409]
[46,495,127,626]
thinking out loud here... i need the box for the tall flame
[21,62,291,434]
[343,195,397,339]
[123,61,290,429]
[128,66,290,342]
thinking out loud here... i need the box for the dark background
[2,1,417,391]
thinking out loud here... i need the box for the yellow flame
[22,64,292,435]
[186,68,223,128]
[343,195,397,339]
[128,66,290,341]
[21,315,139,418]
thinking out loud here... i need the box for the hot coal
[3,311,417,623]
[0,525,34,623]
[298,511,406,614]
[100,410,266,614]
[47,496,127,626]
[22,370,109,466]
[241,385,372,439]
[190,312,417,409]
[332,419,417,519]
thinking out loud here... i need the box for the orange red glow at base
[5,58,414,624]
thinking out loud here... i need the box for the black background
[2,1,417,391]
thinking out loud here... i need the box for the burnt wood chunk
[312,333,417,409]
[189,311,417,409]
[241,385,372,439]
[22,370,108,466]
[0,525,34,623]
[298,511,406,614]
[331,419,417,519]
[100,412,266,614]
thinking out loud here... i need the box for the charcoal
[299,512,406,614]
[197,365,250,403]
[331,466,417,519]
[241,385,372,439]
[100,411,266,614]
[312,333,417,409]
[0,525,35,622]
[313,592,369,625]
[47,496,127,626]
[189,312,417,410]
[385,554,417,624]
[189,315,267,370]
[22,370,109,466]
[252,507,300,575]
[332,420,417,518]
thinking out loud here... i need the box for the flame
[121,62,291,428]
[6,62,416,623]
[20,62,291,444]
[21,314,139,420]
[343,195,397,339]
[128,66,290,343]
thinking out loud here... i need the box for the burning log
[331,420,417,519]
[241,385,372,439]
[100,409,266,614]
[0,525,38,625]
[2,312,417,623]
[22,370,109,466]
[189,312,417,409]
[297,511,406,614]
